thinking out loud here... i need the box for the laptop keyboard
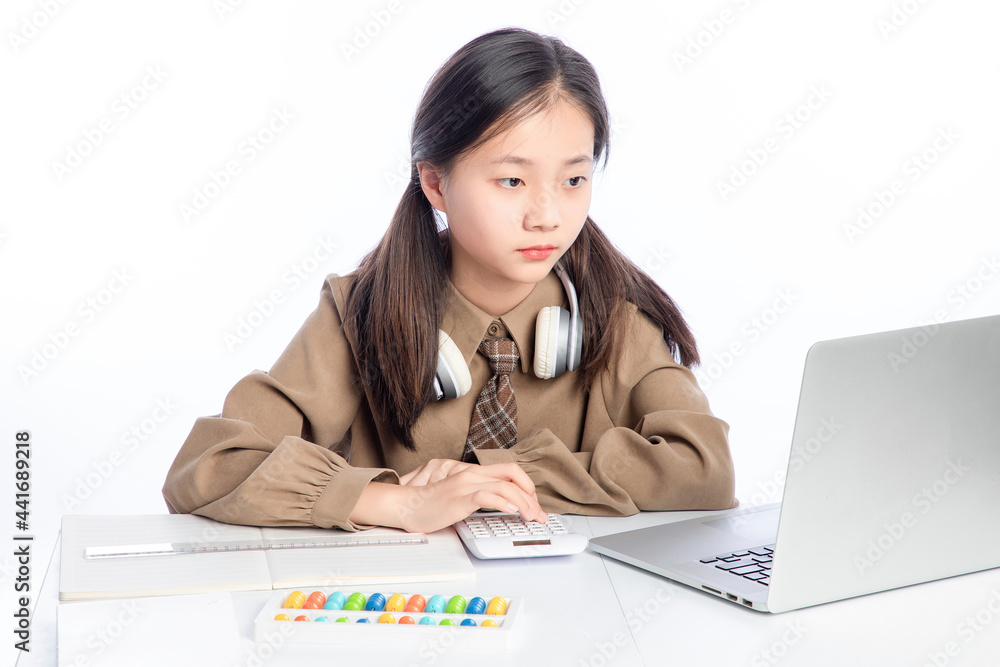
[699,544,775,586]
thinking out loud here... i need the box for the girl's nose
[523,187,560,231]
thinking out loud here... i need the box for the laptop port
[726,593,737,601]
[741,599,753,607]
[701,585,722,596]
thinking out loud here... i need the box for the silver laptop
[590,313,1000,613]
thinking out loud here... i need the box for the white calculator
[453,511,588,559]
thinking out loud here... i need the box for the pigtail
[343,178,447,450]
[565,217,699,391]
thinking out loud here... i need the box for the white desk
[17,510,1000,666]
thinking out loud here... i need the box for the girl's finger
[400,459,474,487]
[471,481,547,524]
[398,466,423,486]
[478,462,537,496]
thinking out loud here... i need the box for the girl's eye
[499,176,587,188]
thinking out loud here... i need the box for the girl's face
[420,97,595,312]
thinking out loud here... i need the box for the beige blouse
[162,269,737,530]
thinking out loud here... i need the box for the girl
[162,27,736,534]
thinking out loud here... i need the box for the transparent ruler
[85,533,428,559]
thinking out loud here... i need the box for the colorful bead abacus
[254,588,519,648]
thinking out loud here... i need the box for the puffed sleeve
[161,274,399,530]
[473,304,737,515]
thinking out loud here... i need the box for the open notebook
[60,514,474,601]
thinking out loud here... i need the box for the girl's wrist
[349,480,410,530]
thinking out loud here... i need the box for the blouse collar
[440,269,567,375]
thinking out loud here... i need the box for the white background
[2,1,999,665]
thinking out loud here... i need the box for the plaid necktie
[463,337,519,460]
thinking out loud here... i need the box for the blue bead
[466,597,486,614]
[323,592,347,610]
[356,618,370,623]
[425,595,446,614]
[461,618,477,626]
[365,593,386,612]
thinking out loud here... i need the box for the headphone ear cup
[435,331,472,399]
[533,306,566,380]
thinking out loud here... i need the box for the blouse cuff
[472,426,563,467]
[311,464,399,531]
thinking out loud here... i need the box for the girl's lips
[517,247,555,260]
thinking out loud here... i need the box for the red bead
[404,594,426,612]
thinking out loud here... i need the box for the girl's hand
[398,458,478,487]
[399,458,544,518]
[398,465,547,533]
[400,459,539,499]
[351,462,547,534]
[401,457,537,489]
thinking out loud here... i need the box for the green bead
[445,595,466,614]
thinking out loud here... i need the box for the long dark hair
[343,27,699,450]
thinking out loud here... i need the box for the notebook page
[60,514,271,600]
[264,527,475,587]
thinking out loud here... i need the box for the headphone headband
[553,262,581,372]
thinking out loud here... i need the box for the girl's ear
[417,162,447,213]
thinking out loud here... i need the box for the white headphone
[432,262,583,400]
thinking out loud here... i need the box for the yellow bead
[385,593,406,611]
[379,613,396,624]
[283,591,306,609]
[273,613,291,621]
[486,596,507,615]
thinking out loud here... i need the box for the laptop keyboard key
[701,544,777,585]
[715,558,758,571]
